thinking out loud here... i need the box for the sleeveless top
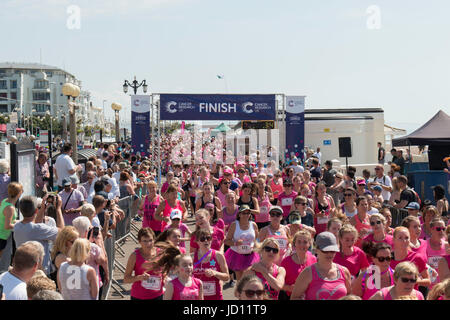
[223,206,239,227]
[171,277,202,300]
[0,199,16,240]
[193,249,223,300]
[361,266,394,300]
[354,214,371,232]
[305,264,347,300]
[254,263,280,300]
[379,286,424,300]
[257,192,271,223]
[131,249,164,299]
[313,197,332,235]
[58,262,96,300]
[143,195,162,231]
[426,239,446,270]
[119,184,130,199]
[237,196,255,210]
[270,179,283,199]
[162,199,183,231]
[231,221,256,255]
[216,189,228,208]
[266,225,289,264]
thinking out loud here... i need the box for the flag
[217,75,224,79]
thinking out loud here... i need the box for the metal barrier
[384,205,409,228]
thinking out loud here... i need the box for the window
[10,92,17,100]
[35,104,50,113]
[10,80,17,89]
[32,92,50,101]
[34,80,48,89]
[0,105,8,113]
[0,80,7,89]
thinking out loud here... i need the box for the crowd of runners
[0,135,449,300]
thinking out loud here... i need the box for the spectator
[54,143,82,191]
[49,226,79,283]
[395,176,418,209]
[80,161,95,184]
[14,195,64,275]
[322,160,337,188]
[432,185,449,217]
[57,238,98,300]
[310,159,321,183]
[289,158,304,175]
[0,159,11,202]
[368,165,392,202]
[35,152,50,197]
[26,275,57,300]
[31,290,63,300]
[0,241,44,300]
[58,176,85,226]
[0,182,23,259]
[313,147,322,165]
[72,216,109,300]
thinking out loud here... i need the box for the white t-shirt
[0,271,28,300]
[290,165,305,175]
[313,152,322,164]
[55,153,76,186]
[373,175,392,201]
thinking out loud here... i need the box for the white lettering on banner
[199,103,237,113]
[203,281,216,296]
[66,265,81,289]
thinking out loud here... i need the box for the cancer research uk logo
[242,102,254,114]
[165,101,178,113]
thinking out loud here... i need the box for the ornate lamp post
[123,76,148,95]
[62,82,80,163]
[111,102,122,143]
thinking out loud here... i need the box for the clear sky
[1,0,449,132]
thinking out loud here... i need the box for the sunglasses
[400,277,417,284]
[270,212,282,217]
[223,182,231,185]
[376,256,391,262]
[433,227,445,232]
[263,246,279,254]
[370,220,382,226]
[244,289,265,298]
[297,202,307,206]
[199,236,212,242]
[344,193,353,197]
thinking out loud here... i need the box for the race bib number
[276,238,288,249]
[238,244,252,254]
[428,256,442,270]
[260,206,269,214]
[281,198,293,206]
[203,281,216,296]
[142,276,161,291]
[317,216,329,224]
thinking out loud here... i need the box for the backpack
[411,189,421,206]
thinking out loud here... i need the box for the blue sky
[1,0,449,132]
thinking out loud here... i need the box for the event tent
[392,110,450,146]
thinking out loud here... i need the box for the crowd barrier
[102,186,145,299]
[386,205,409,228]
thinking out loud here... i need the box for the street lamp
[123,76,148,95]
[62,82,80,163]
[111,102,122,143]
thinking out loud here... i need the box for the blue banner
[131,95,150,157]
[285,96,305,161]
[159,94,276,120]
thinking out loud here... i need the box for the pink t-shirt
[281,252,317,296]
[425,239,447,270]
[333,246,370,277]
[163,222,189,248]
[305,264,348,300]
[256,192,272,223]
[361,266,395,300]
[142,195,162,231]
[130,249,164,300]
[278,191,298,218]
[409,239,427,260]
[379,286,424,300]
[171,277,202,300]
[254,264,280,300]
[190,226,225,252]
[390,250,427,274]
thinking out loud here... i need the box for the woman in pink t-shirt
[402,216,427,259]
[390,227,430,289]
[164,254,204,300]
[280,230,316,299]
[243,238,286,300]
[312,182,336,235]
[361,213,394,262]
[334,224,370,278]
[138,181,163,235]
[353,242,394,300]
[370,261,425,300]
[190,209,225,253]
[256,177,273,230]
[277,180,298,221]
[123,228,164,300]
[291,231,351,300]
[426,218,447,270]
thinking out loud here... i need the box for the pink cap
[251,173,257,177]
[357,179,366,185]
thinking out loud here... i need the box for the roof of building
[0,62,75,77]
